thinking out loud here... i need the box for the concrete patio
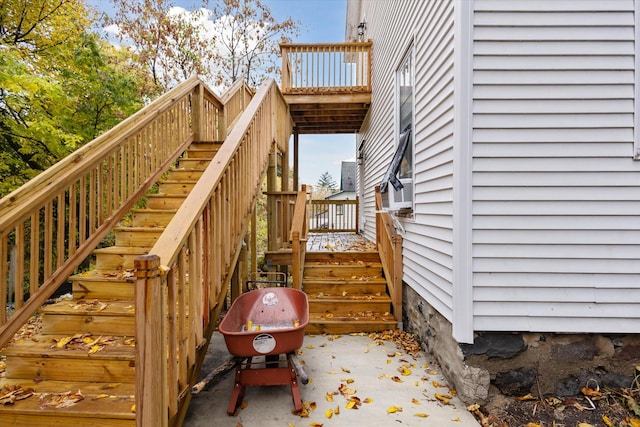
[183,331,479,426]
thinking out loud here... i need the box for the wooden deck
[305,232,376,252]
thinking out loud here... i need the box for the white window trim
[394,40,416,216]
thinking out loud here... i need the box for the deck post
[135,254,168,427]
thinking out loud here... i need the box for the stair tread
[70,270,136,283]
[303,277,386,283]
[113,226,165,231]
[308,294,391,301]
[92,246,147,255]
[309,314,396,322]
[0,378,134,396]
[40,300,135,316]
[2,334,135,359]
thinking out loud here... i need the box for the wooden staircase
[303,251,398,334]
[0,141,220,426]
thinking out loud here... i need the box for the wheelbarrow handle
[288,353,308,385]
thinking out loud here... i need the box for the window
[379,44,414,211]
[397,45,414,180]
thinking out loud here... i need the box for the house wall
[355,0,458,324]
[351,0,640,403]
[470,0,640,334]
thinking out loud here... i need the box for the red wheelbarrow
[218,287,309,415]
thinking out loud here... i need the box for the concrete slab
[184,332,479,426]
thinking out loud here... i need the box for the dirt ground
[471,384,640,427]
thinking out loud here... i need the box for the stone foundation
[403,286,640,404]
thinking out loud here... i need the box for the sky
[89,0,356,189]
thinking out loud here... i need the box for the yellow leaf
[399,367,412,376]
[363,397,373,404]
[325,409,333,419]
[341,367,350,373]
[577,424,593,427]
[95,394,109,399]
[414,413,429,418]
[517,393,536,401]
[602,416,614,427]
[525,424,542,427]
[386,359,392,364]
[345,400,356,410]
[334,405,340,414]
[309,422,323,427]
[630,419,640,427]
[56,336,72,348]
[325,392,333,402]
[89,345,102,354]
[411,398,420,405]
[387,405,403,414]
[306,345,314,349]
[131,404,136,413]
[435,393,451,404]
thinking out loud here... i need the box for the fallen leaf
[387,405,403,414]
[577,424,593,427]
[325,409,333,418]
[435,393,452,405]
[602,415,614,427]
[517,393,536,401]
[325,392,333,402]
[411,398,420,405]
[414,412,429,417]
[363,397,373,404]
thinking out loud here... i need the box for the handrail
[0,77,224,348]
[375,186,403,321]
[280,41,372,94]
[308,198,358,232]
[290,185,311,289]
[134,79,291,426]
[221,77,255,133]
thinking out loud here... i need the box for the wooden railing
[290,185,311,289]
[280,42,372,94]
[221,77,255,133]
[134,79,291,426]
[375,186,403,322]
[308,198,358,232]
[0,76,224,348]
[264,191,297,250]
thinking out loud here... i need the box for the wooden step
[302,278,387,295]
[304,251,382,263]
[114,227,163,248]
[130,208,177,227]
[39,300,135,336]
[157,180,196,195]
[71,270,135,300]
[176,158,210,171]
[306,312,398,335]
[185,148,218,158]
[165,169,205,181]
[307,294,392,316]
[3,335,135,382]
[146,194,186,209]
[190,141,222,150]
[93,246,147,270]
[0,379,135,426]
[303,261,383,279]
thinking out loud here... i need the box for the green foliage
[0,0,151,198]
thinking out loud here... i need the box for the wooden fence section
[281,42,372,94]
[375,187,403,322]
[134,79,291,426]
[265,191,297,251]
[290,186,311,290]
[0,77,224,348]
[221,77,255,133]
[308,199,358,232]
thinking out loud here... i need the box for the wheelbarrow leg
[288,359,303,412]
[227,358,249,415]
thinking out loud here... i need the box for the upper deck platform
[280,42,371,134]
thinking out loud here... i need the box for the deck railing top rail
[280,41,372,95]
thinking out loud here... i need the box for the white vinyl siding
[471,0,640,332]
[358,0,457,321]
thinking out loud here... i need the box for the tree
[110,0,300,92]
[206,0,299,89]
[315,171,338,199]
[0,0,150,197]
[109,0,215,92]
